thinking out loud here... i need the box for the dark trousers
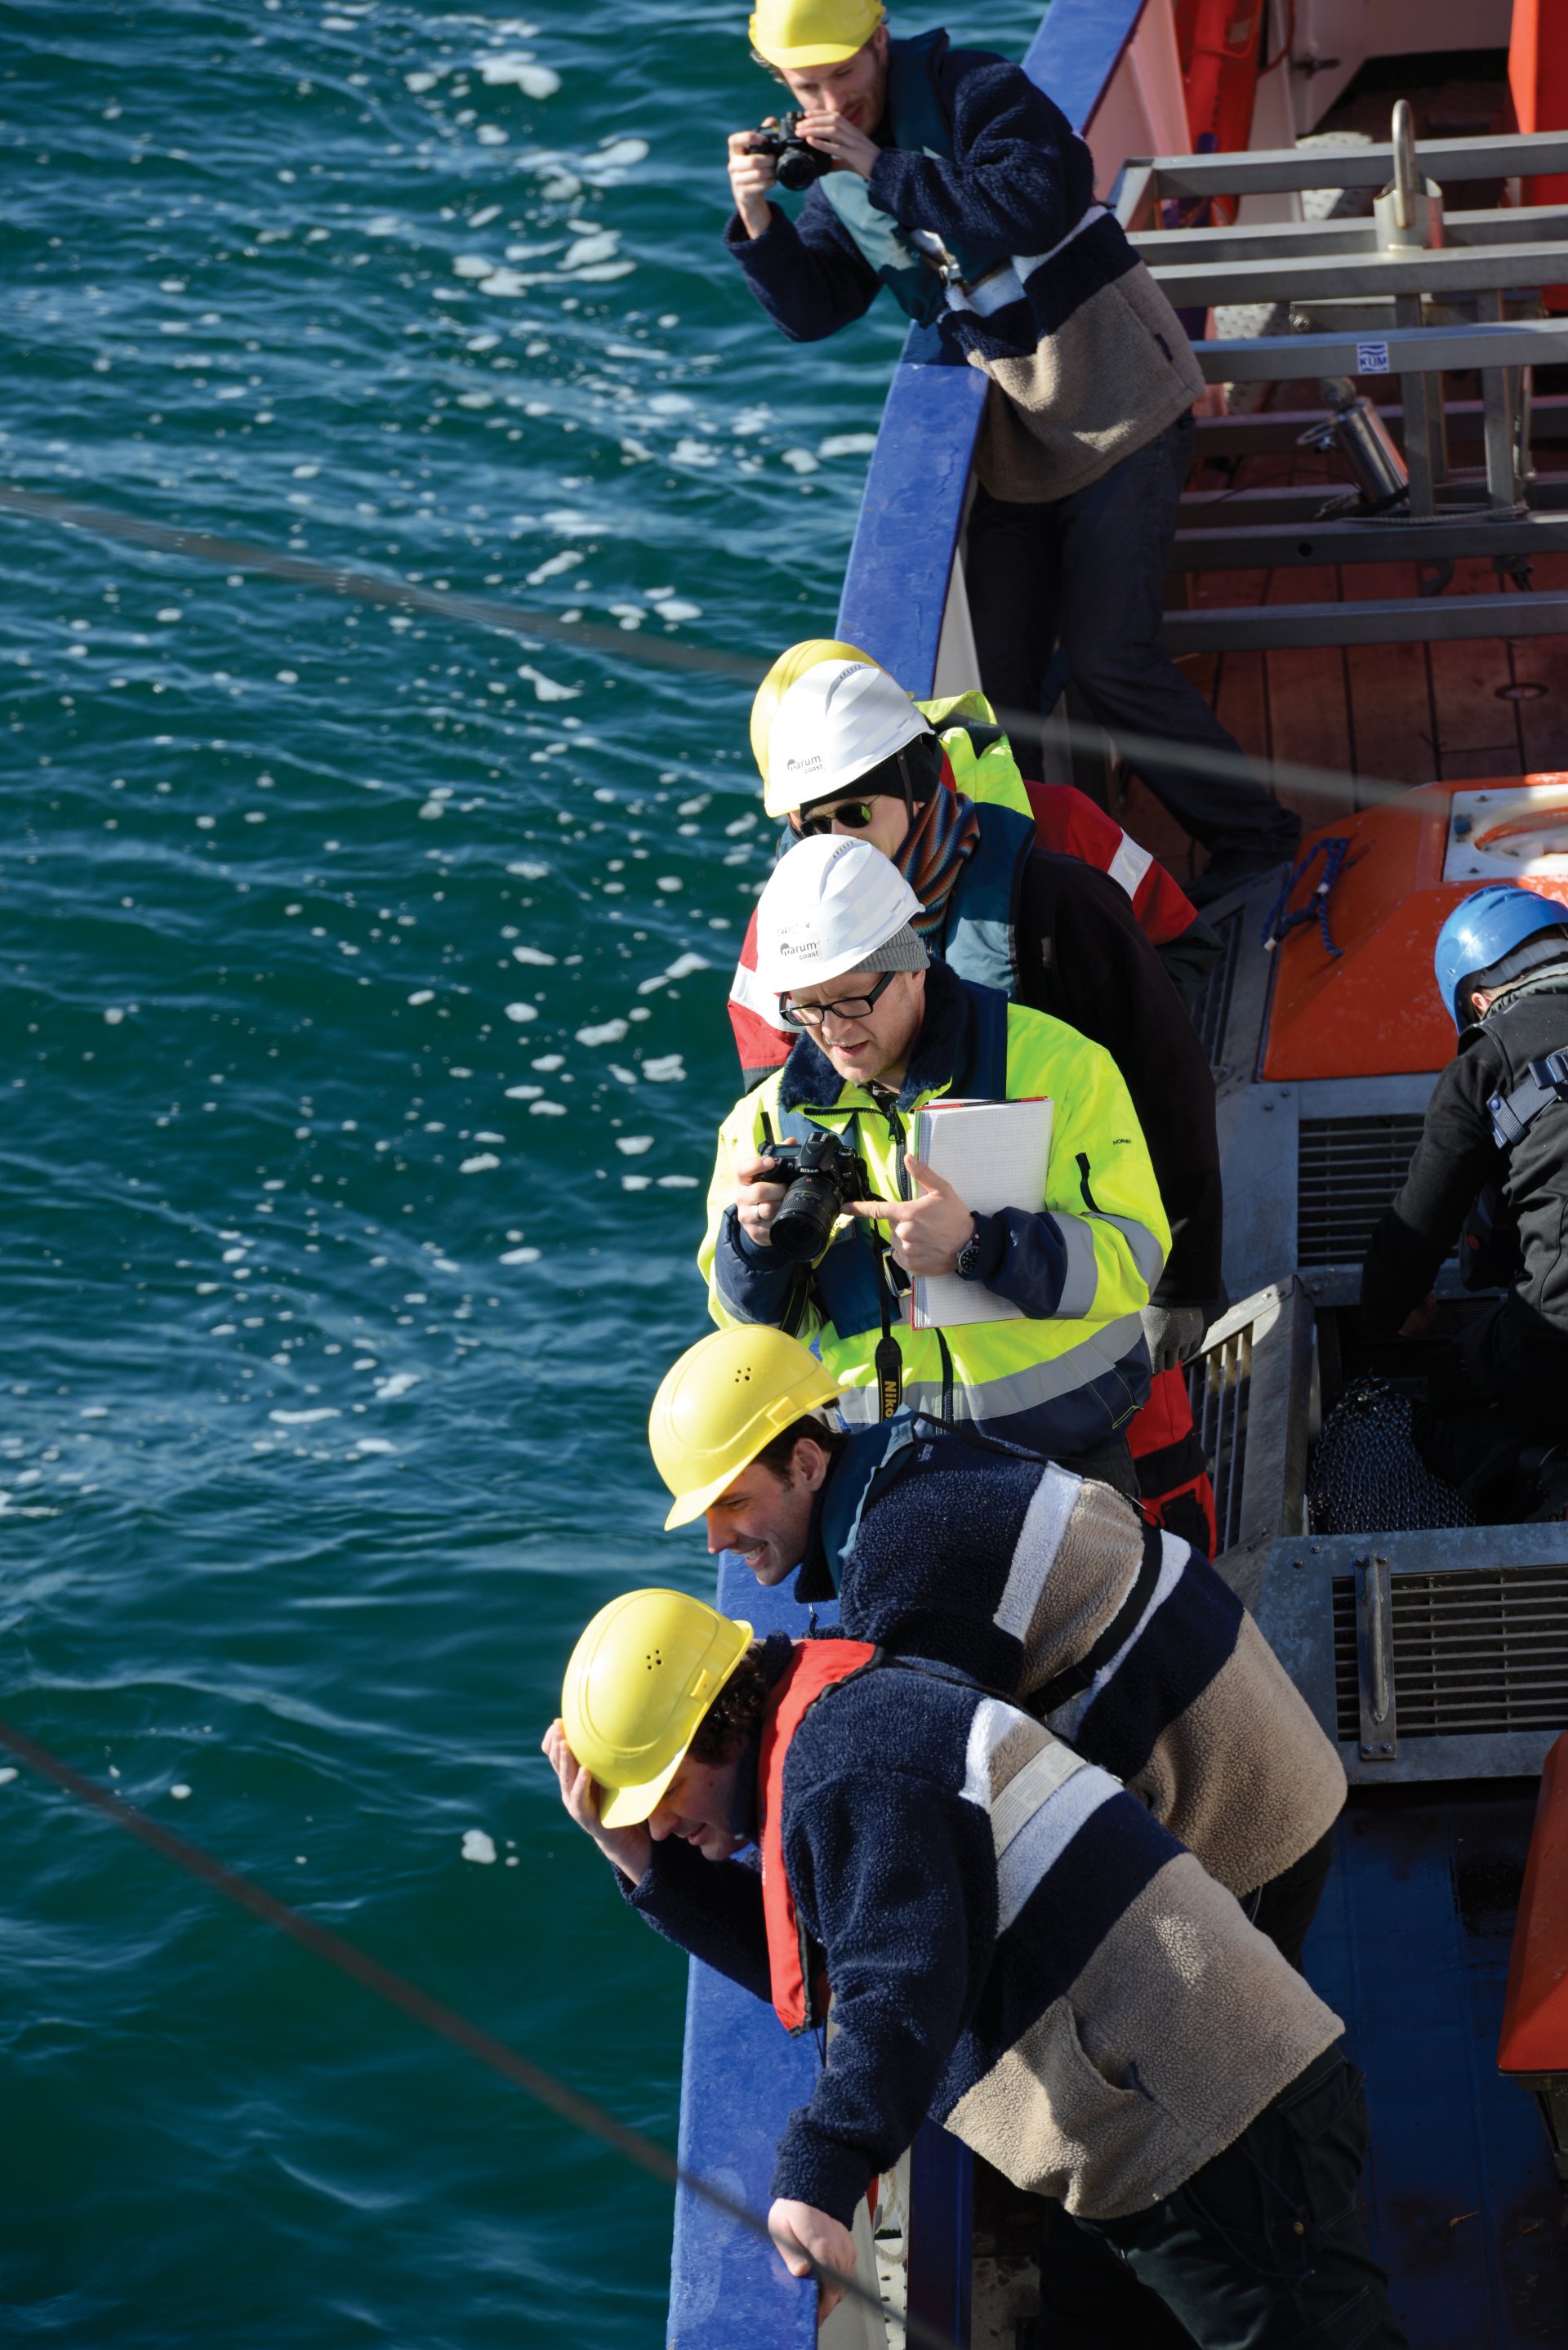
[1037,2047,1409,2349]
[1242,1824,1337,1974]
[1413,1296,1568,1508]
[965,415,1299,862]
[1459,1294,1568,1425]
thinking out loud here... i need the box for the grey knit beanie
[858,922,929,974]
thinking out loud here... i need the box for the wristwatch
[955,1218,983,1281]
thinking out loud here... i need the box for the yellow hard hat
[561,1587,754,1828]
[750,637,884,783]
[649,1326,840,1531]
[748,0,884,68]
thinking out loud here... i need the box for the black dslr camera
[751,111,835,193]
[762,1124,871,1263]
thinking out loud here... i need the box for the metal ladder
[1115,123,1568,655]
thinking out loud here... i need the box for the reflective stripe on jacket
[702,961,1168,1458]
[626,1640,1342,2225]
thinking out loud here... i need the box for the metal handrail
[1129,127,1568,198]
[1391,99,1419,236]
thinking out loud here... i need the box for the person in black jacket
[1362,885,1568,1503]
[723,1,1299,892]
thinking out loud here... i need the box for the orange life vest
[759,1639,880,2035]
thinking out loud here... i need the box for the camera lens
[771,1174,842,1262]
[777,147,826,194]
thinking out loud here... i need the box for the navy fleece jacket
[801,1428,1346,1898]
[725,42,1098,345]
[624,1637,1339,2223]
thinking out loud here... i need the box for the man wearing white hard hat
[727,644,1225,1550]
[735,639,1223,1038]
[698,832,1169,1491]
[722,0,1300,896]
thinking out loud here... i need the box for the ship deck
[1117,55,1568,869]
[1120,407,1568,874]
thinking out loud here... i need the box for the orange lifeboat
[1261,778,1568,1082]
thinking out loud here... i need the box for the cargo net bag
[1307,1374,1475,1536]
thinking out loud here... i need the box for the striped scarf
[895,783,982,939]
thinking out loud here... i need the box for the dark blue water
[0,2,1044,2339]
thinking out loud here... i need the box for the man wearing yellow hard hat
[648,1324,1344,1969]
[542,1585,1405,2345]
[722,0,1300,898]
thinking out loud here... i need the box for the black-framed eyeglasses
[791,799,880,840]
[779,968,899,1029]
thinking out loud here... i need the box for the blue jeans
[1036,2048,1409,2350]
[966,414,1300,862]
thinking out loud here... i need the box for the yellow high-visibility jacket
[701,962,1168,1457]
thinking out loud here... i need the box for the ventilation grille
[1189,1325,1251,1554]
[1332,1564,1568,1740]
[1192,910,1243,1071]
[1298,1114,1427,1266]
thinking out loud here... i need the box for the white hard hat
[762,659,929,820]
[755,835,925,994]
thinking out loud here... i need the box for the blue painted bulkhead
[1305,1788,1568,2350]
[666,1561,832,2350]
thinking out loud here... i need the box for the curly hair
[752,1412,845,1483]
[688,1641,769,1764]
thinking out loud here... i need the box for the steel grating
[1190,1325,1251,1554]
[1297,1114,1428,1266]
[1332,1563,1568,1740]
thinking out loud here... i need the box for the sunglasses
[779,968,900,1029]
[792,799,880,840]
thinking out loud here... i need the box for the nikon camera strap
[865,1086,905,1422]
[873,1241,904,1422]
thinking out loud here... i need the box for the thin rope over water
[0,465,1426,2340]
[0,1715,955,2350]
[0,479,1412,816]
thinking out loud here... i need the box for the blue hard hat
[1434,885,1568,1027]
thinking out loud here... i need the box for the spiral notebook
[906,1095,1054,1331]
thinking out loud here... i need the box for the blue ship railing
[669,7,1159,2343]
[834,0,1149,694]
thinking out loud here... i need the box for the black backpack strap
[1488,1049,1568,1150]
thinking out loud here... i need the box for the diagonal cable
[0,483,761,681]
[0,1715,953,2350]
[0,479,1413,815]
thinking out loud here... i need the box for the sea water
[1,2,1044,2339]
